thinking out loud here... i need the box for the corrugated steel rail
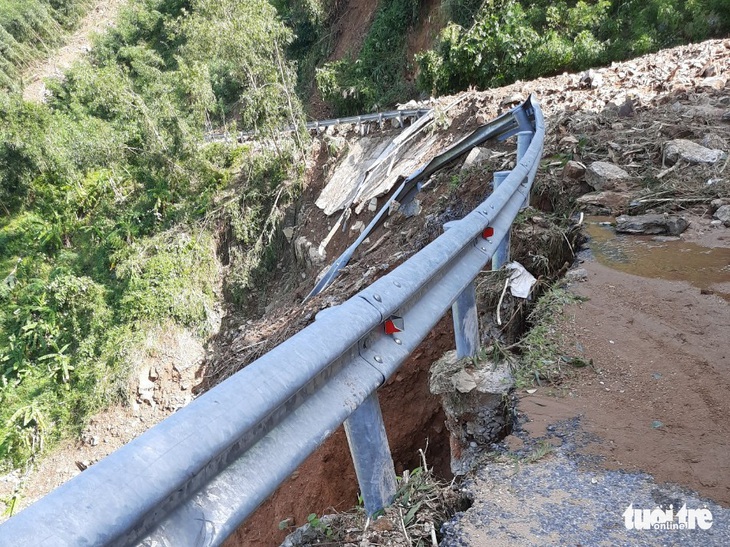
[205,108,433,143]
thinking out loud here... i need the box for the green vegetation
[512,286,587,388]
[418,0,730,95]
[0,0,304,469]
[274,0,730,115]
[0,0,93,91]
[271,0,339,103]
[315,0,420,115]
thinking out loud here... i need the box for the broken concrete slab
[586,161,632,191]
[616,214,689,236]
[663,139,727,166]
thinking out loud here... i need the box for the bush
[417,0,730,96]
[114,230,219,334]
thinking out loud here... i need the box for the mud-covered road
[443,214,730,545]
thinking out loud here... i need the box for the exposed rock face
[294,236,326,267]
[586,161,632,191]
[663,139,727,166]
[430,351,514,476]
[713,205,730,227]
[616,214,689,236]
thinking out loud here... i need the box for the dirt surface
[441,227,730,544]
[329,0,379,62]
[22,0,127,102]
[521,252,730,505]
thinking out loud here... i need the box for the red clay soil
[225,319,456,547]
[519,256,730,506]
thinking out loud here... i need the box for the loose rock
[701,133,727,151]
[565,268,589,282]
[586,162,632,191]
[562,160,586,181]
[576,191,631,214]
[711,198,730,212]
[713,205,730,227]
[663,139,726,166]
[616,214,689,236]
[294,236,326,266]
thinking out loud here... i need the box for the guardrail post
[344,393,397,515]
[451,283,480,359]
[492,171,511,271]
[517,131,534,209]
[444,222,480,358]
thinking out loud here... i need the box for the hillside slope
[21,0,127,102]
[3,37,727,547]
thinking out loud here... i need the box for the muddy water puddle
[584,217,730,300]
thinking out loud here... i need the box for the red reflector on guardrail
[384,316,404,334]
[482,227,494,238]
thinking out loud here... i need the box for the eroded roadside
[441,219,730,545]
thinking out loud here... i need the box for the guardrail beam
[517,131,534,209]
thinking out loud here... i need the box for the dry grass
[282,450,468,547]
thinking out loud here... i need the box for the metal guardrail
[205,108,433,143]
[305,98,536,300]
[0,97,544,546]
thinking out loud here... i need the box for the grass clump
[512,286,586,388]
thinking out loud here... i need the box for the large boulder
[616,214,689,236]
[586,161,632,191]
